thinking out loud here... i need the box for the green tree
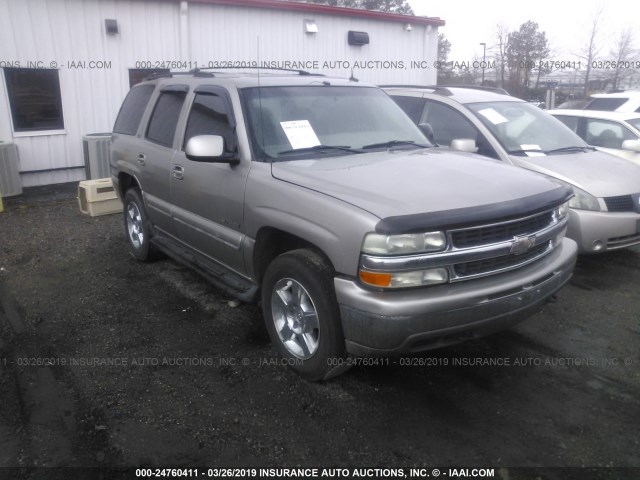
[437,33,451,64]
[307,0,414,14]
[436,33,453,84]
[507,21,550,96]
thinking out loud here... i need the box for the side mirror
[418,122,435,144]
[185,135,238,164]
[450,138,478,153]
[621,139,640,153]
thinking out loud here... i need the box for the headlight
[548,178,600,212]
[362,231,446,255]
[568,186,600,211]
[553,200,570,221]
[359,267,449,289]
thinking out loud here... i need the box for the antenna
[257,36,268,163]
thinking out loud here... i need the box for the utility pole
[480,42,486,85]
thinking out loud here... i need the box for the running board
[151,234,259,303]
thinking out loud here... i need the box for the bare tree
[574,7,605,96]
[495,24,510,88]
[609,28,636,90]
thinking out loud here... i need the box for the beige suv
[110,70,577,380]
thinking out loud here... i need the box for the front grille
[451,210,554,248]
[607,233,640,249]
[604,195,635,212]
[454,242,551,278]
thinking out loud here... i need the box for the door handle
[172,164,184,180]
[136,153,146,166]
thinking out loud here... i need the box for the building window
[3,68,64,132]
[129,69,169,87]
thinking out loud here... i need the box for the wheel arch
[117,172,141,199]
[252,227,336,286]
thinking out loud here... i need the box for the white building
[0,0,443,189]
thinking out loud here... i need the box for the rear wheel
[261,249,350,381]
[123,188,160,261]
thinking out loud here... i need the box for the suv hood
[271,149,564,220]
[510,149,640,197]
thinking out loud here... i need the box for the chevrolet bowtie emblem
[510,235,537,255]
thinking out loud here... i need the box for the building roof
[183,0,445,27]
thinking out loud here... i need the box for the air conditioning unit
[83,133,112,180]
[0,142,23,197]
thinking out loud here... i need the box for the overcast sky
[408,0,640,62]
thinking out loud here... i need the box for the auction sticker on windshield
[280,120,321,149]
[477,108,509,125]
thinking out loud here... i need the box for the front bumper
[335,238,577,356]
[567,209,640,252]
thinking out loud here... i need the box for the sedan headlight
[568,186,600,211]
[548,178,600,212]
[362,231,446,255]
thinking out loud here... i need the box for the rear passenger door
[170,86,250,274]
[137,85,189,235]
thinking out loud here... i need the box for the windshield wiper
[277,145,364,155]
[362,140,431,150]
[545,146,596,154]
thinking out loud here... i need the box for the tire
[123,188,160,262]
[261,249,350,381]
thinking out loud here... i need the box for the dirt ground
[0,183,638,479]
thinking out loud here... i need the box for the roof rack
[432,84,510,95]
[191,66,325,77]
[380,84,453,96]
[143,66,324,82]
[144,71,214,81]
[380,84,510,96]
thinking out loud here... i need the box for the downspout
[180,1,190,64]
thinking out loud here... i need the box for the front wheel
[261,249,350,381]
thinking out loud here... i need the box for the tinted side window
[391,95,426,123]
[585,98,627,111]
[422,101,499,159]
[554,115,579,133]
[113,84,155,135]
[184,93,234,149]
[585,118,635,149]
[422,101,478,146]
[146,91,187,147]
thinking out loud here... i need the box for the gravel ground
[0,182,639,479]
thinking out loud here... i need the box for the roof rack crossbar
[380,84,510,96]
[144,71,215,81]
[189,66,324,76]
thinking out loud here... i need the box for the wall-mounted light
[348,31,369,46]
[105,19,119,35]
[304,19,318,34]
[404,23,412,32]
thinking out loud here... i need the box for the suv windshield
[467,101,590,155]
[241,86,429,161]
